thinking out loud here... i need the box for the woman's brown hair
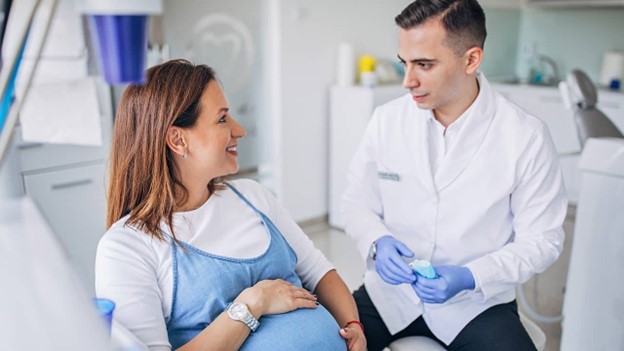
[106,59,217,241]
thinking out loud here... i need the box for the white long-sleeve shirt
[95,179,334,350]
[341,73,568,344]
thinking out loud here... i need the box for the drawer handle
[51,179,93,190]
[18,143,44,150]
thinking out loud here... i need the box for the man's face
[398,19,472,116]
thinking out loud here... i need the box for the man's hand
[374,235,416,285]
[411,265,475,303]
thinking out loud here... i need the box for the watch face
[229,303,248,320]
[227,302,259,332]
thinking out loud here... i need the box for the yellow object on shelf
[358,55,376,74]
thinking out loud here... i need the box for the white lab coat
[341,74,567,344]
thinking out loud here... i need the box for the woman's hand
[236,279,317,317]
[339,323,366,351]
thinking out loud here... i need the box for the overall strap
[225,182,264,217]
[225,182,285,245]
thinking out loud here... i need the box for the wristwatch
[225,302,260,332]
[369,240,378,261]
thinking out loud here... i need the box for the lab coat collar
[433,73,496,192]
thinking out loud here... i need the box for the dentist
[342,0,567,350]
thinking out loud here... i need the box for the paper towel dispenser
[528,0,624,7]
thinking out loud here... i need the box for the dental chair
[564,69,623,146]
[557,71,624,350]
[387,312,546,351]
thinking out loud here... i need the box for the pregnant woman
[96,59,365,351]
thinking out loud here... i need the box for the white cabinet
[14,80,113,295]
[328,85,406,229]
[23,162,107,295]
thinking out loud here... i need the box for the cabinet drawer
[16,132,109,172]
[23,162,107,294]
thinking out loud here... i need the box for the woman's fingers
[289,286,318,309]
[289,286,317,300]
[294,297,319,309]
[340,325,366,351]
[257,279,320,314]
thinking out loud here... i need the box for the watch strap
[242,311,260,332]
[369,240,378,261]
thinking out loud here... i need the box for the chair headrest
[567,69,597,109]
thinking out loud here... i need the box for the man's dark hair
[395,0,486,56]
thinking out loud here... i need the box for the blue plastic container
[90,15,148,84]
[93,297,115,334]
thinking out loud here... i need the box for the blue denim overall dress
[166,183,347,350]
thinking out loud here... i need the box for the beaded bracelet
[344,320,365,332]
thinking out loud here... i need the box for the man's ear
[166,126,187,157]
[464,47,483,75]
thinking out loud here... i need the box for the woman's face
[184,81,246,180]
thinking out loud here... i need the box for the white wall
[274,0,412,221]
[481,0,523,8]
[163,0,271,174]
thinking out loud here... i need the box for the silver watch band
[242,312,260,332]
[369,240,378,260]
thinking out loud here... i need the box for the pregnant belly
[240,305,347,351]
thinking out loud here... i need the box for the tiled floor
[302,206,576,351]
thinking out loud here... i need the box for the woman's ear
[464,47,483,75]
[166,126,187,157]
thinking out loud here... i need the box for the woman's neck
[176,182,211,212]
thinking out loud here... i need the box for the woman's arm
[315,270,366,351]
[178,279,318,351]
[177,312,250,351]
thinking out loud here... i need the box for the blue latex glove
[374,235,416,285]
[411,265,475,304]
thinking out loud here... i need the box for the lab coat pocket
[377,167,430,233]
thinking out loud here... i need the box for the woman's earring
[183,152,187,159]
